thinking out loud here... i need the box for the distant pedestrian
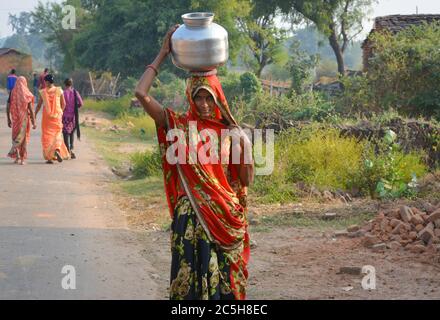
[38,68,49,90]
[33,72,39,103]
[6,69,18,94]
[6,76,37,165]
[62,78,83,159]
[35,74,70,164]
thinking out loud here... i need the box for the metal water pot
[171,12,229,72]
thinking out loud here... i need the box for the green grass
[252,211,375,233]
[83,96,132,117]
[83,123,165,209]
[83,127,152,168]
[115,176,164,199]
[113,113,156,140]
[83,96,156,141]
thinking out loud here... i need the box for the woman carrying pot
[135,25,254,300]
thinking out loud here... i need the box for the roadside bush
[282,128,365,191]
[83,95,132,117]
[339,23,440,119]
[252,175,297,204]
[220,72,243,102]
[239,71,262,101]
[130,148,162,179]
[251,127,429,203]
[119,77,137,95]
[150,76,186,110]
[250,91,339,129]
[360,130,428,199]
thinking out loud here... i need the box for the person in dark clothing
[7,69,18,94]
[33,72,39,104]
[62,78,83,159]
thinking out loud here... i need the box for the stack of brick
[358,205,440,253]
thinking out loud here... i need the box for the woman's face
[193,89,215,119]
[45,80,52,87]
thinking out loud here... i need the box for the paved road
[0,98,159,299]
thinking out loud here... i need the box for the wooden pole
[89,72,96,95]
[112,73,121,95]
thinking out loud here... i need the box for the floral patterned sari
[157,74,250,300]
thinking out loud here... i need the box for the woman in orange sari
[35,74,70,164]
[6,76,37,165]
[136,26,254,300]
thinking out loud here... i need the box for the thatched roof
[362,14,440,47]
[0,48,29,56]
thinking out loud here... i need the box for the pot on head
[171,12,229,72]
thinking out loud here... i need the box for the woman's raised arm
[135,25,179,128]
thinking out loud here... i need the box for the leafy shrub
[130,148,162,179]
[252,175,297,204]
[150,77,186,111]
[282,128,366,191]
[360,130,428,199]
[287,40,319,94]
[251,127,429,203]
[340,23,440,119]
[249,91,339,128]
[220,72,243,102]
[119,77,138,95]
[239,71,262,101]
[83,95,132,117]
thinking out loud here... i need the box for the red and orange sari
[40,86,70,161]
[7,77,34,160]
[157,74,250,300]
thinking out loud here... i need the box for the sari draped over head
[40,86,70,161]
[7,76,34,160]
[157,74,250,300]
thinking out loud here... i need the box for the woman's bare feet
[20,160,25,165]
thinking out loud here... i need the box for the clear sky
[1,0,440,38]
[0,0,61,38]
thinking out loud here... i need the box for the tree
[237,8,288,77]
[29,0,92,72]
[287,40,319,94]
[8,0,90,72]
[3,35,31,56]
[276,0,376,75]
[341,23,440,119]
[73,0,191,77]
[193,0,288,77]
[239,71,262,100]
[8,12,33,35]
[8,11,56,68]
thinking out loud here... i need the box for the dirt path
[141,224,440,300]
[79,110,440,300]
[0,101,162,299]
[9,103,437,300]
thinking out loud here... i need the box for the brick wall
[0,52,33,75]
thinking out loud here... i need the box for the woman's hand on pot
[160,24,180,57]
